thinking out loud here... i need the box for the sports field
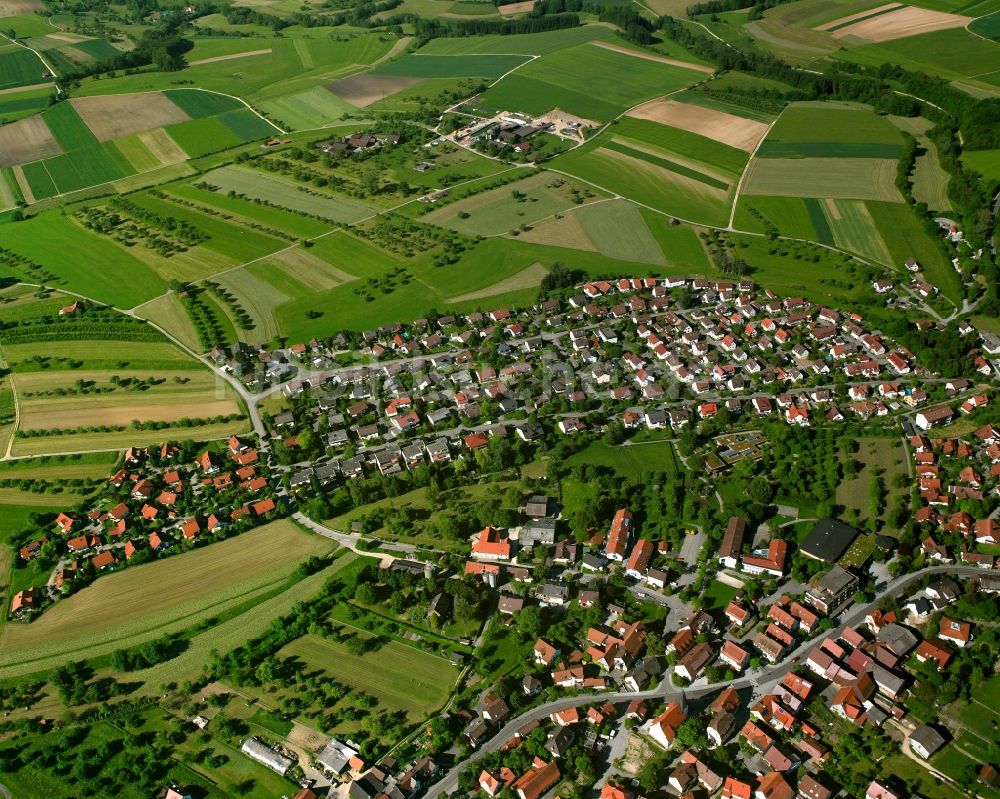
[0,521,334,679]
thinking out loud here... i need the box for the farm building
[241,737,294,775]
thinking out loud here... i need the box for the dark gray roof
[800,518,860,563]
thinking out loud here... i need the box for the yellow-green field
[0,520,332,678]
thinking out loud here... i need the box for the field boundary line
[0,345,21,460]
[727,104,785,229]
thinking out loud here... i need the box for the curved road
[422,565,985,797]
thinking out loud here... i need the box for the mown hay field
[830,4,970,41]
[423,170,609,235]
[0,521,334,678]
[201,164,376,222]
[13,368,241,431]
[742,156,902,201]
[764,103,904,144]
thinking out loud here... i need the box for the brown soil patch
[498,0,534,15]
[137,127,189,164]
[824,197,841,220]
[832,5,970,42]
[591,40,715,74]
[287,722,330,753]
[71,93,191,142]
[815,2,901,30]
[0,0,44,15]
[188,48,271,66]
[325,74,421,108]
[627,98,769,152]
[518,211,598,252]
[0,115,61,167]
[11,165,33,204]
[44,32,90,43]
[448,262,549,302]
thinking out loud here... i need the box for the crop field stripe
[602,140,729,189]
[826,3,907,30]
[0,48,48,91]
[41,100,99,150]
[756,141,902,158]
[370,53,531,77]
[20,159,56,200]
[114,133,161,172]
[803,198,834,244]
[164,116,241,158]
[215,107,280,139]
[100,140,137,177]
[162,88,244,118]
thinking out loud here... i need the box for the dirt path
[371,35,413,66]
[187,48,272,67]
[590,40,715,74]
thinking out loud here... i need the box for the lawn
[473,42,705,122]
[701,580,738,617]
[962,147,1000,182]
[565,440,681,479]
[0,520,333,679]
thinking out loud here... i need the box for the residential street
[421,564,985,797]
